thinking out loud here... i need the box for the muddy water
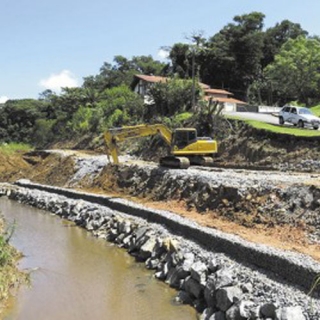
[0,198,196,320]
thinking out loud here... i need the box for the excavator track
[188,156,214,166]
[160,156,190,169]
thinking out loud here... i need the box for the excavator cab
[172,129,197,149]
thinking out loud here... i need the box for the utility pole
[191,47,196,109]
[187,31,205,110]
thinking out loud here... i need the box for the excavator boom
[104,124,172,164]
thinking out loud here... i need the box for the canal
[0,198,196,320]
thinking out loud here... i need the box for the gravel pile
[278,160,320,173]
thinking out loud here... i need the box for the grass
[0,219,27,313]
[226,115,320,137]
[309,274,320,296]
[311,105,320,117]
[0,143,32,155]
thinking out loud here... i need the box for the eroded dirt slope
[1,150,319,262]
[215,124,320,171]
[0,152,30,182]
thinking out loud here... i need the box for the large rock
[119,220,132,235]
[134,226,149,242]
[216,286,242,312]
[238,301,255,318]
[260,302,277,318]
[166,265,190,288]
[214,268,234,291]
[145,257,160,270]
[200,307,215,320]
[225,305,240,320]
[138,237,156,260]
[209,311,226,320]
[177,290,193,305]
[225,301,256,320]
[151,237,166,259]
[155,261,171,280]
[170,251,184,267]
[208,258,222,273]
[280,306,306,320]
[184,276,203,299]
[191,261,207,286]
[163,237,180,253]
[204,275,217,308]
[181,253,195,273]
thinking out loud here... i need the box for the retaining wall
[12,179,320,292]
[0,181,319,319]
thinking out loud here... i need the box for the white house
[203,88,247,112]
[131,75,168,104]
[131,74,246,111]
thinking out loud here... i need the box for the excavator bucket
[104,131,120,164]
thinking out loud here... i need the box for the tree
[83,55,167,91]
[0,99,47,143]
[68,106,93,134]
[169,43,191,78]
[201,12,266,98]
[97,85,144,128]
[265,36,320,105]
[248,20,308,105]
[262,20,308,68]
[38,89,55,102]
[148,78,200,117]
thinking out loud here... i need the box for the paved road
[225,111,320,131]
[226,111,279,125]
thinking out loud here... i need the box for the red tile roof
[204,96,247,105]
[204,88,233,95]
[199,83,210,89]
[135,74,168,83]
[134,74,210,89]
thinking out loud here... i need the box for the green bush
[311,104,320,116]
[0,143,31,155]
[33,119,56,147]
[68,106,93,134]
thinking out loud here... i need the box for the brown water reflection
[0,198,196,320]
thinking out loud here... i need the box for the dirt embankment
[1,125,320,261]
[1,148,320,262]
[215,123,320,172]
[124,121,320,171]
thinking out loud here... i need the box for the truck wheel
[298,120,304,128]
[279,116,284,125]
[313,126,319,130]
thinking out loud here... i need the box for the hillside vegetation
[1,12,320,150]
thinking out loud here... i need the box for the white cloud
[0,96,8,104]
[157,49,169,60]
[39,70,79,92]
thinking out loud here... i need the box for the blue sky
[1,0,320,101]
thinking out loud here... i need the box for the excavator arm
[104,124,173,164]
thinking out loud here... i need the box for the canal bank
[0,215,26,316]
[1,182,319,319]
[0,197,196,320]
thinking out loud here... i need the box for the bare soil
[1,124,320,262]
[215,124,320,170]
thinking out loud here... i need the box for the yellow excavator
[104,124,217,169]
